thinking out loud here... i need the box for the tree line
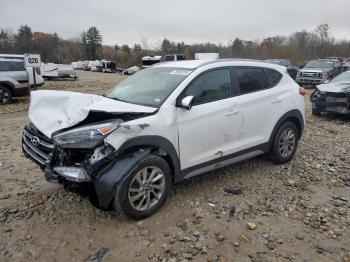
[0,24,349,67]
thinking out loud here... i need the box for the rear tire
[268,121,299,164]
[0,86,13,105]
[113,154,172,220]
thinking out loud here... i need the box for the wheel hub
[128,166,165,211]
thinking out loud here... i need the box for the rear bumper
[13,86,30,97]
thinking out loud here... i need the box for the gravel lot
[0,71,349,262]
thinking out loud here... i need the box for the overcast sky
[1,0,350,47]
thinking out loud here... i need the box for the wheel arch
[116,135,181,179]
[0,81,15,96]
[269,110,304,146]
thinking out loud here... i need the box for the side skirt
[175,143,269,183]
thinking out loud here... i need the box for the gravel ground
[0,71,349,262]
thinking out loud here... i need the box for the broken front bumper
[22,124,92,183]
[311,91,350,114]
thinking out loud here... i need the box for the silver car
[0,58,30,104]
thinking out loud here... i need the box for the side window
[0,61,11,72]
[265,68,283,87]
[235,68,269,95]
[184,69,231,105]
[10,61,25,71]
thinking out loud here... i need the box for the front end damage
[311,84,350,116]
[22,117,153,209]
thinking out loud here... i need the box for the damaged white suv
[22,60,305,219]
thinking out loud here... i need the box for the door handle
[271,98,282,104]
[225,110,240,116]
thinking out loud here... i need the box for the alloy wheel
[278,128,296,158]
[128,166,165,211]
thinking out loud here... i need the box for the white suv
[22,59,305,219]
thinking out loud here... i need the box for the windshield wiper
[107,97,129,103]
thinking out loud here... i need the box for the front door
[176,68,242,170]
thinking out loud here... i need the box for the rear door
[11,61,29,87]
[233,67,284,151]
[0,61,28,87]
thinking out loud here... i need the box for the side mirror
[180,96,194,110]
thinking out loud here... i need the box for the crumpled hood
[317,82,350,93]
[29,90,157,138]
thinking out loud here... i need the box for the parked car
[311,70,350,116]
[265,59,298,79]
[142,55,162,68]
[0,58,30,104]
[343,58,350,71]
[22,59,305,219]
[296,59,342,86]
[82,64,91,71]
[0,54,44,87]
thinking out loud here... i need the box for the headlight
[322,72,329,79]
[53,122,120,148]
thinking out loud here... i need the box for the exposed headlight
[53,122,120,148]
[322,72,329,79]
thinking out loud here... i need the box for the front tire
[113,154,172,220]
[269,121,299,164]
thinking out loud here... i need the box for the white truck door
[177,68,242,169]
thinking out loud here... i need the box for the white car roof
[154,59,287,71]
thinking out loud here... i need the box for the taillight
[299,86,306,96]
[35,67,41,75]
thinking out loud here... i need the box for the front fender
[94,148,152,209]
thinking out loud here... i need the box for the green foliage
[81,26,102,60]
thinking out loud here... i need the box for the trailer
[41,63,77,80]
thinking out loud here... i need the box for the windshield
[305,60,334,69]
[106,67,193,107]
[330,72,350,83]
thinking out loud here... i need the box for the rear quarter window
[265,68,283,87]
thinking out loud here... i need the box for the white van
[0,54,44,87]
